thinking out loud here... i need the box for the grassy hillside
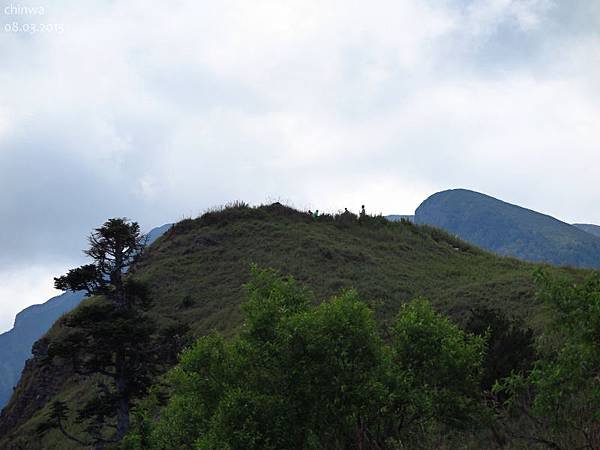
[0,203,583,449]
[415,189,600,268]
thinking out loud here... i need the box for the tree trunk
[113,248,125,309]
[115,349,129,440]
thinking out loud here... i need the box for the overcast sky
[1,0,599,332]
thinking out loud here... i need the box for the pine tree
[40,218,162,446]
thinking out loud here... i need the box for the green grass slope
[0,203,582,449]
[415,189,600,268]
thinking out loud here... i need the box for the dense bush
[465,306,536,392]
[495,270,600,449]
[125,268,485,450]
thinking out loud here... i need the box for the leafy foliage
[126,268,485,450]
[390,299,485,432]
[465,306,536,392]
[496,270,600,449]
[38,218,165,446]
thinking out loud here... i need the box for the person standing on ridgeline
[312,210,319,221]
[340,207,353,225]
[359,205,366,224]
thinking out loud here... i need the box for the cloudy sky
[0,0,599,332]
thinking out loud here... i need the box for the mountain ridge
[573,223,600,238]
[0,202,583,449]
[414,189,600,268]
[0,291,84,408]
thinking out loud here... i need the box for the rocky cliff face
[0,337,75,439]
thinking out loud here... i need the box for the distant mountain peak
[415,189,600,268]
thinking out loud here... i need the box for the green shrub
[128,268,486,449]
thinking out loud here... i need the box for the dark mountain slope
[415,189,600,268]
[0,203,582,449]
[573,223,600,238]
[0,223,172,411]
[0,291,84,408]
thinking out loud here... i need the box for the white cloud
[462,0,553,36]
[0,265,64,333]
[1,0,600,327]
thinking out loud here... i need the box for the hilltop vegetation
[0,203,586,449]
[125,267,600,450]
[415,189,600,268]
[126,268,485,450]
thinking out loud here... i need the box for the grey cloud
[0,0,600,330]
